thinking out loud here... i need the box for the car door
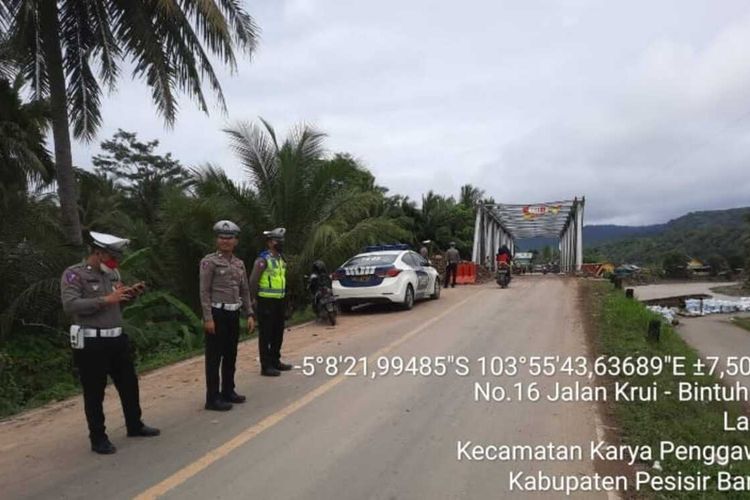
[407,252,430,297]
[416,252,438,296]
[417,252,438,291]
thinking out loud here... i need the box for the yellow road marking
[135,289,483,499]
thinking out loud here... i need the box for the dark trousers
[257,296,286,370]
[73,335,142,444]
[445,263,458,287]
[205,308,240,402]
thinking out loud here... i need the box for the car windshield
[344,254,398,267]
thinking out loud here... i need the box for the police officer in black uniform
[60,231,160,455]
[199,221,256,411]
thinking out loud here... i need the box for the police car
[332,245,441,311]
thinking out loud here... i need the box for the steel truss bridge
[471,197,585,273]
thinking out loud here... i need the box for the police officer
[444,241,461,288]
[249,227,291,377]
[200,220,256,411]
[61,231,160,455]
[419,240,430,260]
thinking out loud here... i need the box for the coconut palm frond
[0,277,61,338]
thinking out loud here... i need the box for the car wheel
[402,284,415,310]
[430,278,441,299]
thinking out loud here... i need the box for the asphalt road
[677,313,750,388]
[0,276,603,499]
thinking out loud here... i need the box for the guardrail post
[647,319,661,342]
[613,275,623,289]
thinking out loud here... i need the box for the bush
[662,251,688,278]
[0,329,78,417]
[0,350,24,416]
[122,290,205,363]
[706,254,726,277]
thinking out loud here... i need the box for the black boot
[222,391,247,404]
[205,398,233,411]
[91,437,117,455]
[127,424,161,437]
[275,362,292,371]
[261,367,281,377]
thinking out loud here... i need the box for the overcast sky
[75,0,750,225]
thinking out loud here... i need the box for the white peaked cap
[263,227,286,240]
[89,231,130,253]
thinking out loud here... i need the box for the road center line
[134,289,484,499]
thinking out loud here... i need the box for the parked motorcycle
[496,262,511,288]
[307,260,337,326]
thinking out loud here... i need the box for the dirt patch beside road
[631,282,739,302]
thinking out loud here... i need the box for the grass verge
[730,317,750,334]
[136,307,316,373]
[583,281,750,499]
[0,307,316,419]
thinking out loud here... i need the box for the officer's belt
[211,302,241,311]
[79,327,123,338]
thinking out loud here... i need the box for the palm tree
[0,74,64,342]
[0,74,53,206]
[416,191,463,248]
[222,119,408,304]
[154,165,267,308]
[1,1,258,246]
[459,184,484,208]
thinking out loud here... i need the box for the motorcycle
[496,262,511,288]
[307,260,337,326]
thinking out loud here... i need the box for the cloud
[73,0,750,227]
[475,5,750,224]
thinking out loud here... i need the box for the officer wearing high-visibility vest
[199,220,256,411]
[60,231,160,455]
[249,227,291,377]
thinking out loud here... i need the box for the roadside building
[514,252,533,273]
[580,262,615,277]
[687,257,712,276]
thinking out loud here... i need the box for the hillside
[515,207,750,267]
[587,207,750,266]
[517,223,665,251]
[584,223,666,245]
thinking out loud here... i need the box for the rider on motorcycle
[496,244,513,267]
[308,260,330,314]
[496,244,513,276]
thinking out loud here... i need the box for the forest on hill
[585,207,750,269]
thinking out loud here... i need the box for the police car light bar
[364,244,411,252]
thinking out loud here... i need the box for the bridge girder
[472,197,585,273]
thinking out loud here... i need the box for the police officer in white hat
[249,227,291,376]
[60,231,159,455]
[199,220,256,411]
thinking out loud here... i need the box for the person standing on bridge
[249,228,292,377]
[444,241,461,288]
[61,231,160,455]
[199,221,256,412]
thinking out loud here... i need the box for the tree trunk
[39,1,82,247]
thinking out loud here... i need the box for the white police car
[332,245,441,311]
